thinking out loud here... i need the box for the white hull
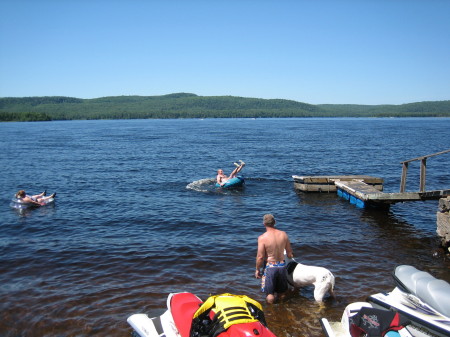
[321,265,450,337]
[127,293,191,337]
[320,302,414,337]
[368,288,450,337]
[127,310,179,337]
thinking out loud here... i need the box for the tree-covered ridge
[317,100,450,117]
[0,93,449,121]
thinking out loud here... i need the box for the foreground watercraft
[367,265,450,337]
[215,176,245,189]
[320,302,412,337]
[127,292,276,337]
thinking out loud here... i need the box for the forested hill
[1,93,449,121]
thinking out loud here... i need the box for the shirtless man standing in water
[255,214,294,304]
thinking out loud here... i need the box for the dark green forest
[1,93,449,121]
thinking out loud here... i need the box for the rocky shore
[437,197,450,253]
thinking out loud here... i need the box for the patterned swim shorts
[261,261,287,294]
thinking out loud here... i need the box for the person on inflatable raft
[15,190,56,206]
[216,160,245,187]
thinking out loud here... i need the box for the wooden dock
[335,180,450,208]
[293,149,450,208]
[292,175,383,193]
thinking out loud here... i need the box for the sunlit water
[1,118,449,336]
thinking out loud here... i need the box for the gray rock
[438,196,450,212]
[437,198,450,250]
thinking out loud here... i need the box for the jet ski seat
[393,265,450,318]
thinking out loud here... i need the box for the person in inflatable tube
[216,160,245,187]
[255,214,294,304]
[15,190,56,206]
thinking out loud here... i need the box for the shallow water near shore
[1,118,449,336]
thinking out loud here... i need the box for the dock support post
[400,149,449,193]
[400,162,408,193]
[420,158,427,192]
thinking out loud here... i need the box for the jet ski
[367,265,450,337]
[215,176,245,189]
[127,292,277,337]
[9,196,55,209]
[320,302,413,337]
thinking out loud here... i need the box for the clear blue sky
[1,0,449,105]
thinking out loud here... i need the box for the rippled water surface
[1,118,449,337]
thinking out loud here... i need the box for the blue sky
[1,1,449,104]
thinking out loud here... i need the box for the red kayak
[127,292,277,337]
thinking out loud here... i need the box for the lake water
[1,118,449,337]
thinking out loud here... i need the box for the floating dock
[292,175,449,208]
[293,149,450,208]
[335,180,450,208]
[292,175,384,193]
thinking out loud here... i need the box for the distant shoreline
[1,93,449,121]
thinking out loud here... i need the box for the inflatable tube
[10,197,55,210]
[216,176,245,189]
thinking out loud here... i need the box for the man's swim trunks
[260,261,288,295]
